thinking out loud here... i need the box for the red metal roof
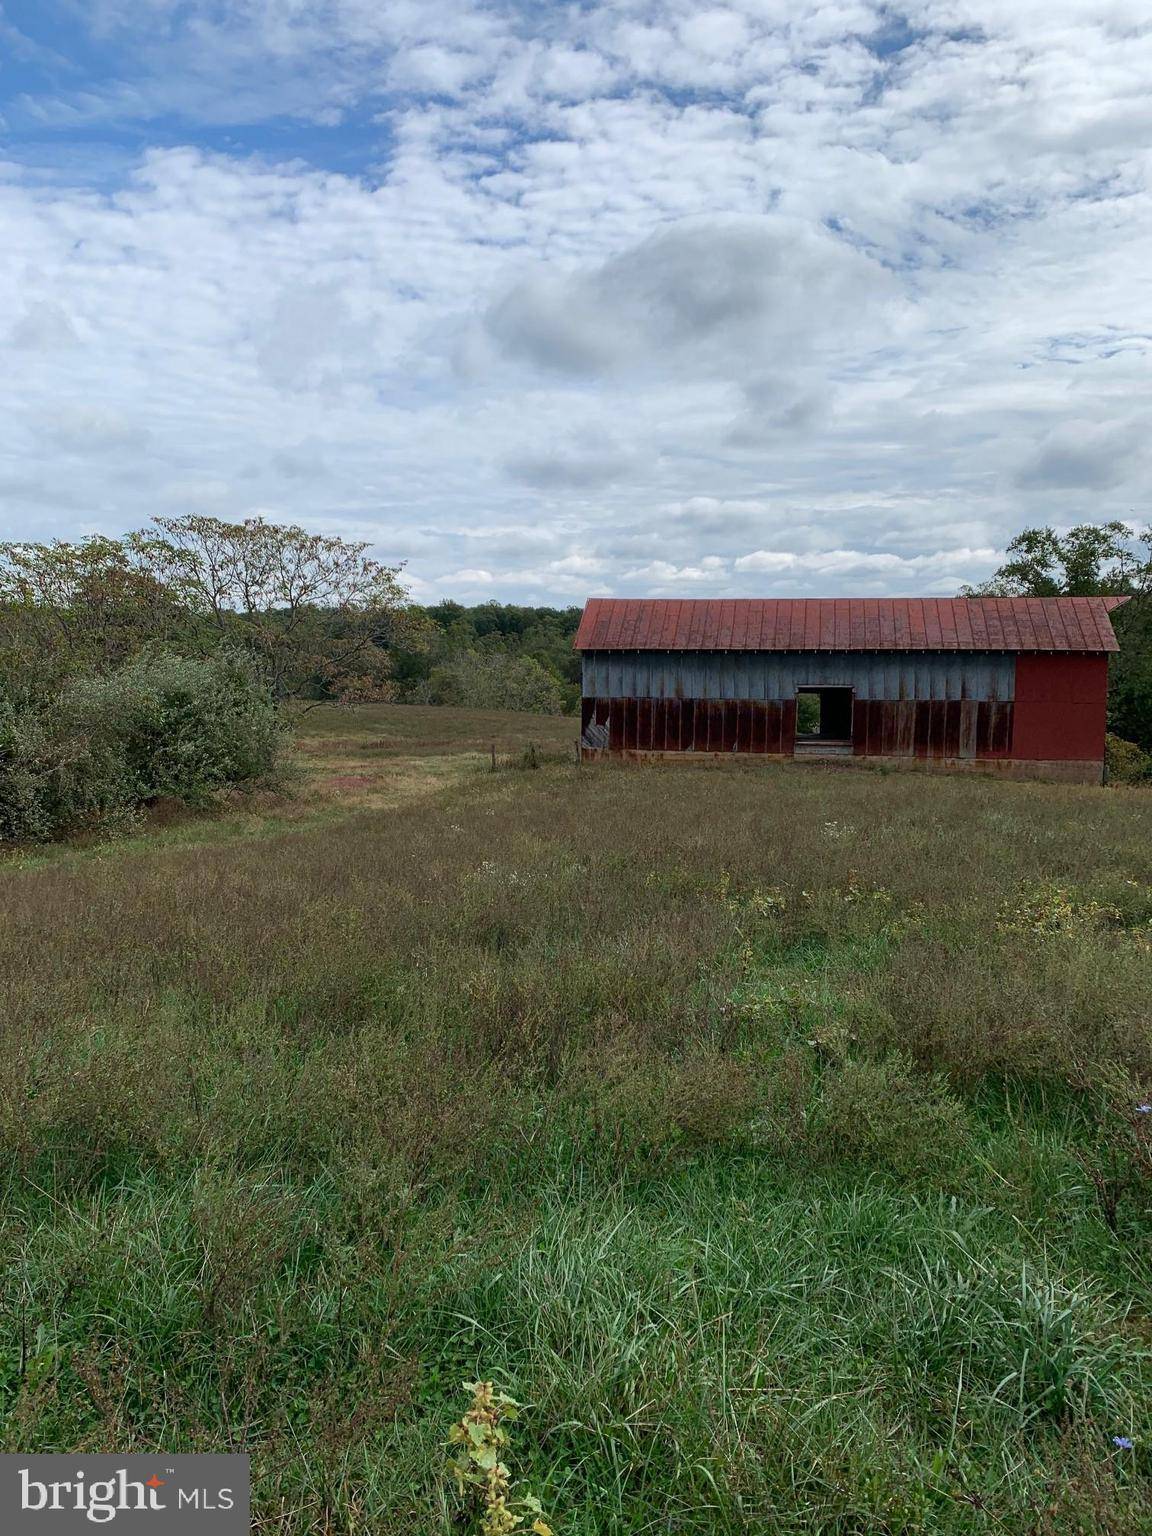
[574,597,1121,653]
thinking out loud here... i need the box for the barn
[574,597,1121,784]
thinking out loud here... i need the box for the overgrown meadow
[2,708,1151,1533]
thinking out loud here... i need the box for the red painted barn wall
[1012,655,1109,762]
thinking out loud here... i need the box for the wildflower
[1136,1104,1151,1116]
[1112,1435,1134,1450]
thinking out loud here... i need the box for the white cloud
[0,0,1149,599]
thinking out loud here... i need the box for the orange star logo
[146,1475,165,1489]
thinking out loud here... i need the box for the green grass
[1,713,1151,1532]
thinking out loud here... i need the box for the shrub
[413,651,565,714]
[0,695,132,843]
[0,649,285,842]
[1106,732,1151,785]
[60,649,285,806]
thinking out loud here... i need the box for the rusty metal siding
[580,649,1101,764]
[580,649,1029,760]
[582,651,1016,702]
[583,694,1015,759]
[575,597,1122,653]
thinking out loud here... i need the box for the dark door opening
[795,686,854,746]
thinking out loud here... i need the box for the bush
[412,651,565,714]
[1106,732,1151,785]
[0,696,132,843]
[61,649,286,805]
[0,650,285,843]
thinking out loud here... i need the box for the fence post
[490,742,496,772]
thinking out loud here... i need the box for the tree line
[0,514,582,840]
[2,512,1149,841]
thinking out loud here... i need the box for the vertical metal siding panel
[751,700,767,753]
[892,700,908,755]
[695,699,710,751]
[959,701,978,759]
[975,701,991,757]
[852,700,868,756]
[665,697,680,751]
[735,700,753,753]
[944,700,962,758]
[768,700,783,753]
[870,699,886,756]
[989,702,1011,756]
[781,697,797,754]
[930,699,947,758]
[637,654,651,700]
[913,700,931,758]
[608,699,624,751]
[886,702,901,755]
[636,698,653,752]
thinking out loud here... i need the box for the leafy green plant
[448,1381,553,1535]
[0,648,285,842]
[1106,732,1151,785]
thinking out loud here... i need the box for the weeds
[449,1382,553,1535]
[0,723,1150,1530]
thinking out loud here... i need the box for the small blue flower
[1112,1436,1134,1450]
[1136,1104,1152,1116]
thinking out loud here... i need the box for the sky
[0,1,1149,605]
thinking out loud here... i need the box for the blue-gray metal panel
[581,651,1016,702]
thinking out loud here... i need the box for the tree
[132,515,422,706]
[960,522,1151,598]
[1110,597,1152,752]
[0,535,188,698]
[415,651,565,714]
[961,521,1152,753]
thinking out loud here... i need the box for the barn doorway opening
[795,686,854,749]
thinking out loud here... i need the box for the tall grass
[1,745,1150,1531]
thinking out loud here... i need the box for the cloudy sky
[1,1,1149,603]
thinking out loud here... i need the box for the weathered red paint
[1012,654,1109,761]
[574,597,1122,653]
[578,598,1117,776]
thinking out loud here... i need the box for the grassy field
[2,705,1151,1533]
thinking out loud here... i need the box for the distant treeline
[0,518,591,840]
[392,602,582,714]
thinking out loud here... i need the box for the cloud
[42,407,152,455]
[1014,418,1149,490]
[482,217,895,382]
[0,1,1149,600]
[9,301,80,349]
[734,546,1001,576]
[503,430,638,488]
